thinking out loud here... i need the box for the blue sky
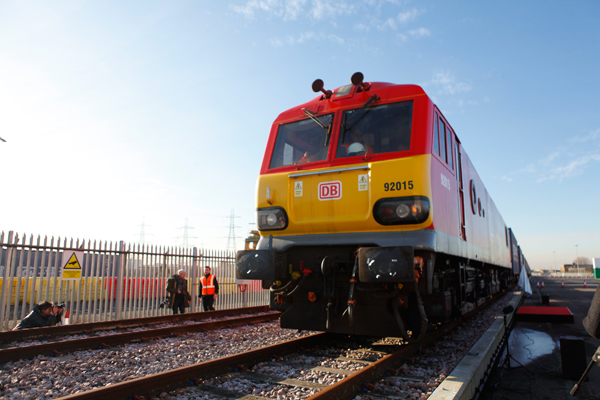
[1,1,598,270]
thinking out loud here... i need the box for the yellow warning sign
[294,181,303,197]
[358,174,368,191]
[64,253,81,269]
[63,270,81,279]
[61,251,83,280]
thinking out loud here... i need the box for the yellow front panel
[257,155,432,236]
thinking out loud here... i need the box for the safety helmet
[347,142,366,156]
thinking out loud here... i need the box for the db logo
[318,181,342,201]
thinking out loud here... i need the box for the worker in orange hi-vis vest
[198,266,219,311]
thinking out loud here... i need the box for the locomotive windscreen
[337,100,412,158]
[269,113,333,169]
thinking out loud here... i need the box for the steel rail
[0,313,279,364]
[57,332,331,400]
[0,305,270,343]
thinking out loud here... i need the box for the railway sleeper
[196,370,329,399]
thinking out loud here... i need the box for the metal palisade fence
[0,231,269,331]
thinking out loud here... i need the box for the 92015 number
[384,181,414,191]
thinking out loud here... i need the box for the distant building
[561,264,593,274]
[531,269,557,276]
[244,230,260,251]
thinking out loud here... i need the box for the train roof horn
[312,79,332,99]
[351,72,371,91]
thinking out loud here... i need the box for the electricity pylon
[137,217,153,244]
[226,210,241,253]
[177,217,197,248]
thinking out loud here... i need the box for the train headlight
[266,214,278,226]
[257,207,288,231]
[373,196,430,225]
[395,204,410,218]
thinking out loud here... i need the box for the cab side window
[433,113,440,156]
[447,128,454,170]
[439,119,447,163]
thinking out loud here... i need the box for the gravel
[0,321,313,399]
[353,292,516,400]
[0,293,515,400]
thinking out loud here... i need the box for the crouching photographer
[13,301,64,330]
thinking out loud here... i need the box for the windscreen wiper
[341,94,380,145]
[303,109,332,145]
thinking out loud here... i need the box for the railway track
[51,292,514,400]
[0,307,278,363]
[0,306,271,344]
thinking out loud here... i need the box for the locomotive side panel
[459,147,504,266]
[428,106,511,270]
[486,195,511,268]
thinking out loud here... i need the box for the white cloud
[539,151,561,167]
[231,0,355,21]
[328,34,345,45]
[397,9,419,24]
[408,27,430,38]
[569,128,600,144]
[297,31,317,43]
[431,71,472,94]
[354,22,370,32]
[375,8,421,31]
[382,17,397,30]
[364,0,407,5]
[549,154,600,180]
[284,0,307,20]
[310,0,356,20]
[230,0,282,19]
[520,131,600,182]
[270,30,345,46]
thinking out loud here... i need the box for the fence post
[0,231,15,330]
[116,241,126,320]
[192,247,198,312]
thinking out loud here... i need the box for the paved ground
[479,277,600,400]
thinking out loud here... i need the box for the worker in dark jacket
[166,269,190,314]
[198,265,219,311]
[13,301,63,330]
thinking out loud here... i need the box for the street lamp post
[575,245,579,277]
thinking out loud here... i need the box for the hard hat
[347,142,366,155]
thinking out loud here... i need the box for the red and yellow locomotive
[237,73,517,339]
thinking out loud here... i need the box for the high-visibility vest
[200,274,216,295]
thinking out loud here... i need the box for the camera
[54,303,65,309]
[159,298,169,309]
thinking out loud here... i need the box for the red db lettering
[318,181,342,201]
